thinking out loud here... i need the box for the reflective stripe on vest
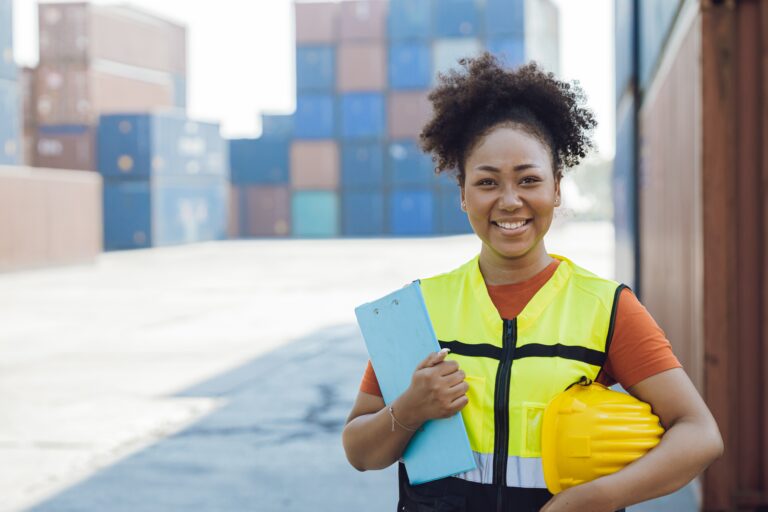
[420,254,624,488]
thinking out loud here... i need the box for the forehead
[466,125,552,169]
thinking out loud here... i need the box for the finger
[448,379,469,395]
[443,369,466,386]
[435,359,460,376]
[448,394,469,413]
[419,348,450,370]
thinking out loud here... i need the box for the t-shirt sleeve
[359,359,383,396]
[597,288,682,389]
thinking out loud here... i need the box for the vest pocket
[521,402,547,457]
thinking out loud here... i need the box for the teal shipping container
[341,141,385,187]
[291,190,339,237]
[388,140,433,185]
[296,45,335,91]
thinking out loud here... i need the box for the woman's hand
[539,480,616,512]
[396,349,469,426]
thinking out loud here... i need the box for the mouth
[491,219,531,234]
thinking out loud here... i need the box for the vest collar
[465,253,575,325]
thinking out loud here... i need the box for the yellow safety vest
[419,253,625,489]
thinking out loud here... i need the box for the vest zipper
[493,318,517,511]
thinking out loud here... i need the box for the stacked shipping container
[31,3,187,170]
[98,112,228,250]
[0,0,21,166]
[231,0,558,238]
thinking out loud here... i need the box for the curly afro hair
[419,52,596,184]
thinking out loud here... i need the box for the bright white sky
[13,0,614,156]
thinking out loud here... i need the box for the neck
[478,242,555,285]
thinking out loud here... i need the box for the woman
[342,53,722,512]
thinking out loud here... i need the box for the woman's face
[461,125,560,261]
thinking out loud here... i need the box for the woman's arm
[342,350,468,471]
[540,368,723,511]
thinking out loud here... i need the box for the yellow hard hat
[541,377,665,494]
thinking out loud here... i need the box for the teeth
[496,220,527,230]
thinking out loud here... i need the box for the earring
[554,197,561,206]
[461,201,466,211]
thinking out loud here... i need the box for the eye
[475,178,496,186]
[520,176,541,185]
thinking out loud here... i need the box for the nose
[497,184,523,211]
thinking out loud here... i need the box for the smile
[492,219,531,233]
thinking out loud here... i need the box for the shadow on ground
[27,323,697,512]
[28,324,397,512]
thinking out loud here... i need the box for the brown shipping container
[635,0,768,508]
[337,42,386,92]
[290,141,339,190]
[35,64,174,125]
[33,128,95,171]
[388,91,433,138]
[0,165,102,272]
[639,12,703,391]
[339,0,387,41]
[295,2,339,44]
[38,3,90,64]
[38,3,187,75]
[240,185,291,237]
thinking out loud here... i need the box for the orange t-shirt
[359,260,681,395]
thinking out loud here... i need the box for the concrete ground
[0,220,698,511]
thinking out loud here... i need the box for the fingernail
[439,348,451,355]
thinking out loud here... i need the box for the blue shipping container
[615,0,635,102]
[103,177,228,251]
[486,37,525,68]
[292,190,339,237]
[295,94,335,139]
[613,97,637,289]
[434,0,481,38]
[98,113,227,179]
[342,190,385,236]
[436,187,472,234]
[639,0,682,87]
[340,92,385,139]
[0,0,16,81]
[388,140,433,185]
[229,138,290,185]
[0,78,20,165]
[486,0,524,36]
[103,181,152,250]
[341,141,385,187]
[389,42,431,89]
[436,169,462,191]
[261,114,294,138]
[390,188,435,235]
[296,45,335,91]
[388,0,431,40]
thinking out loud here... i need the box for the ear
[554,172,562,206]
[460,185,467,212]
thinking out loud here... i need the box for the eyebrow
[474,164,540,172]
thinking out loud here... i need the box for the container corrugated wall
[621,0,768,508]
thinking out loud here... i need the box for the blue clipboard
[354,282,476,485]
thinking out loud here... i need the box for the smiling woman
[342,53,722,512]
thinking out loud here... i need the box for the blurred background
[0,0,765,511]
